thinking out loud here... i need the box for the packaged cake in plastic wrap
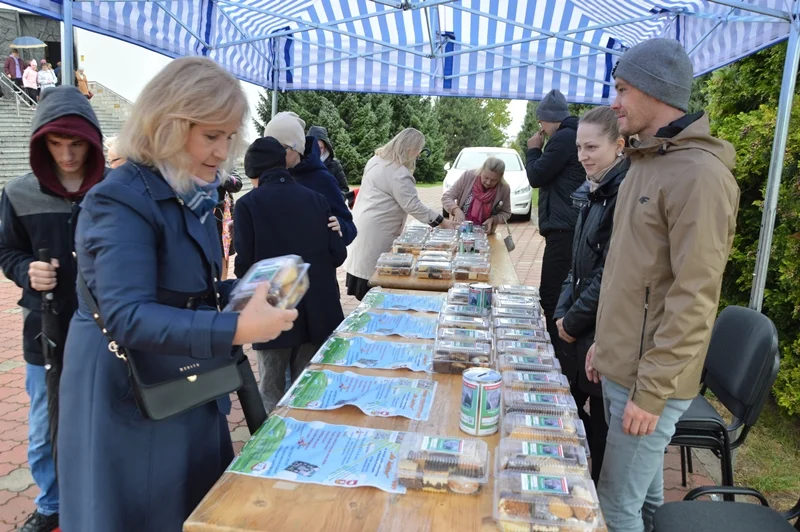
[397,434,490,495]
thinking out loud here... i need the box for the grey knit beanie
[536,90,570,122]
[612,38,694,112]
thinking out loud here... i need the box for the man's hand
[29,259,59,292]
[451,208,466,223]
[556,318,576,344]
[622,400,660,436]
[527,131,545,150]
[328,216,342,237]
[483,218,497,234]
[585,342,600,384]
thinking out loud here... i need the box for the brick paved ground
[0,186,713,529]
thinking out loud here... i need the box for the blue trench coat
[58,163,239,532]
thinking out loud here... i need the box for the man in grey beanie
[584,38,740,532]
[525,89,586,371]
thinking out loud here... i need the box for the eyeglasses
[107,158,122,165]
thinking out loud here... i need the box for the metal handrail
[0,75,37,116]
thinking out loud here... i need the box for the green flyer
[311,336,433,372]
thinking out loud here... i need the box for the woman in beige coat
[75,68,90,98]
[442,156,511,233]
[345,128,454,300]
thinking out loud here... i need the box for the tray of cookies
[414,260,454,280]
[397,434,490,495]
[503,413,589,451]
[495,438,589,476]
[224,255,310,312]
[443,304,490,317]
[437,327,493,342]
[375,252,415,276]
[453,260,491,282]
[439,313,492,330]
[494,470,600,531]
[503,392,579,416]
[495,285,541,298]
[495,328,551,343]
[392,240,425,255]
[496,341,556,358]
[497,355,562,373]
[494,317,547,331]
[503,372,572,394]
[432,339,493,374]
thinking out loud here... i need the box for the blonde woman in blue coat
[58,57,298,532]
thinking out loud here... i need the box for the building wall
[0,10,61,67]
[0,9,21,61]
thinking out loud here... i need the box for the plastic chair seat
[653,500,796,532]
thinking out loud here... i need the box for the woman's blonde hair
[375,128,426,173]
[117,57,248,192]
[579,106,622,143]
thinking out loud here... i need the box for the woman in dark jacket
[308,125,349,195]
[553,106,628,483]
[215,169,243,279]
[236,133,346,412]
[58,57,298,532]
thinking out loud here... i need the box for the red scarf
[466,175,498,225]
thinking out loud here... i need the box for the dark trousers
[24,87,37,102]
[540,230,574,346]
[576,389,608,483]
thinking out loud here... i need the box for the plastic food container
[503,372,572,393]
[453,262,491,282]
[224,255,310,312]
[419,250,453,262]
[430,228,459,239]
[503,413,589,450]
[432,339,493,374]
[496,285,541,298]
[495,328,551,343]
[497,355,562,373]
[439,313,491,330]
[494,317,547,331]
[443,304,490,317]
[496,341,556,358]
[494,470,601,531]
[375,252,415,276]
[447,284,472,304]
[392,239,425,255]
[503,391,579,416]
[415,260,453,280]
[398,434,490,495]
[495,438,589,476]
[492,306,542,320]
[494,293,542,308]
[438,327,493,342]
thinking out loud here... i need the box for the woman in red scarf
[442,156,512,233]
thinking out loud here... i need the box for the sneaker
[18,511,59,532]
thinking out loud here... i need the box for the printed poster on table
[335,311,438,339]
[311,336,433,373]
[228,415,407,494]
[280,369,437,420]
[359,289,445,314]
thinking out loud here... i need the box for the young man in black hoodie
[526,89,586,367]
[235,136,347,413]
[0,86,106,532]
[307,125,349,195]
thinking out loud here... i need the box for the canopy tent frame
[21,0,796,311]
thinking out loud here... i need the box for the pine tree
[515,101,539,156]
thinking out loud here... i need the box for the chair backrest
[704,306,779,428]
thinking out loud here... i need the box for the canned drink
[460,368,502,436]
[462,236,475,253]
[460,221,473,234]
[468,283,493,309]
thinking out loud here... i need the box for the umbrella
[10,37,46,49]
[35,247,61,468]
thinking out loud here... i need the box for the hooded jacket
[526,116,587,236]
[593,112,740,415]
[307,126,349,195]
[291,136,357,246]
[0,86,106,365]
[554,157,629,395]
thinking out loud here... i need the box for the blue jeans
[25,364,59,516]
[598,377,691,532]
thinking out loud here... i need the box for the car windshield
[454,151,523,172]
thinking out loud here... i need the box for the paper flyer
[359,290,445,314]
[335,311,438,339]
[228,415,407,493]
[311,336,433,373]
[280,369,437,420]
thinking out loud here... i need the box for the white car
[442,147,532,218]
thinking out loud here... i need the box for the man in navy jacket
[236,134,347,412]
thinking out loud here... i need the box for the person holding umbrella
[0,85,107,532]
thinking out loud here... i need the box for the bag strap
[77,271,128,363]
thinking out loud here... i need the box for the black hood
[307,125,334,157]
[244,137,287,178]
[558,115,580,132]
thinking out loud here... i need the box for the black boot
[18,511,59,532]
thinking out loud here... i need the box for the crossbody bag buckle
[108,341,127,361]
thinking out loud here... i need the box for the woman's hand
[483,218,496,234]
[451,208,466,223]
[328,216,342,237]
[232,282,298,345]
[585,342,600,384]
[556,318,576,344]
[440,218,456,230]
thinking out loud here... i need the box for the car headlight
[514,185,531,195]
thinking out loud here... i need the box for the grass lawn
[709,397,800,511]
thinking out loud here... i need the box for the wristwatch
[429,214,444,228]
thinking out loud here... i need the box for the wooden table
[368,233,518,292]
[186,240,521,532]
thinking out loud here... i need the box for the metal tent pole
[749,7,800,312]
[61,0,75,87]
[271,38,279,118]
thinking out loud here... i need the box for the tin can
[460,221,473,234]
[462,236,475,253]
[468,283,493,309]
[460,368,502,436]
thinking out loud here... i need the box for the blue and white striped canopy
[9,0,792,104]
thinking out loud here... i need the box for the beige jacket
[344,156,440,279]
[594,114,740,415]
[442,169,511,233]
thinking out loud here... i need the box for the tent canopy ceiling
[8,0,792,103]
